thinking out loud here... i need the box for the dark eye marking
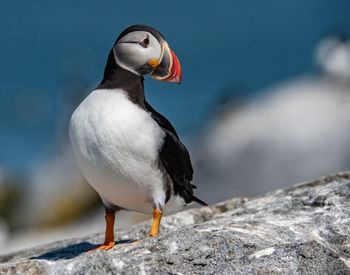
[139,38,150,48]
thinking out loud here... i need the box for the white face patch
[114,31,162,75]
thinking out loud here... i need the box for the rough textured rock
[1,172,350,274]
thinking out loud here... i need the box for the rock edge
[1,172,350,274]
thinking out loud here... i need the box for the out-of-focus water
[1,1,350,172]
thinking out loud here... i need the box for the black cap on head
[115,25,165,45]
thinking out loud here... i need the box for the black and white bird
[69,25,207,251]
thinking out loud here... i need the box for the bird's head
[112,25,181,84]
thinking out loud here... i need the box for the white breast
[69,88,166,214]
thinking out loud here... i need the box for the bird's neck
[97,49,146,107]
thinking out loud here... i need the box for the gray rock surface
[1,172,350,274]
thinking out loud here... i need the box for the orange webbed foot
[86,241,115,253]
[129,239,142,244]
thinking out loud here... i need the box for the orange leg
[129,208,163,244]
[149,208,163,237]
[87,213,115,253]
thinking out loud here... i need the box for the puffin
[69,25,207,252]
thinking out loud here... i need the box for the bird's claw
[86,241,115,253]
[129,239,142,244]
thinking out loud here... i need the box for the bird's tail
[192,195,208,206]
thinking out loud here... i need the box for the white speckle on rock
[137,249,151,256]
[307,229,325,245]
[249,247,275,259]
[340,257,350,269]
[228,227,264,236]
[162,213,195,230]
[169,241,178,253]
[267,215,311,227]
[139,261,146,275]
[66,262,74,271]
[194,225,227,233]
[113,259,125,269]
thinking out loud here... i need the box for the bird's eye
[140,38,150,48]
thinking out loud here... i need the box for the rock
[1,172,350,274]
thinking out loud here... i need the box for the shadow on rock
[31,240,132,260]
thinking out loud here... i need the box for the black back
[145,102,207,206]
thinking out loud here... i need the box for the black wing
[145,101,207,206]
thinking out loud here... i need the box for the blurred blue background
[1,1,350,253]
[2,0,349,172]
